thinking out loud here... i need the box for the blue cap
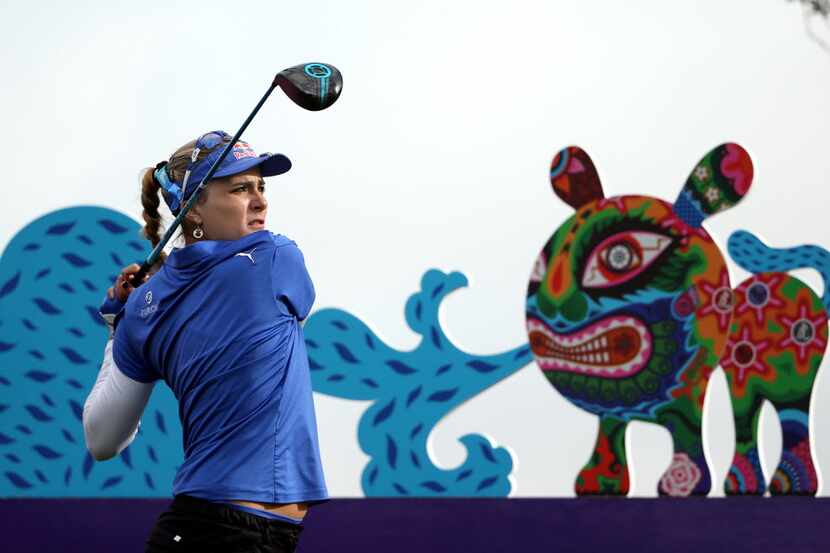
[155,130,291,214]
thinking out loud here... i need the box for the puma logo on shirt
[235,248,256,264]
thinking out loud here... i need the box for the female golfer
[83,130,327,552]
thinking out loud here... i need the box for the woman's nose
[251,189,267,210]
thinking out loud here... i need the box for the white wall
[2,0,829,496]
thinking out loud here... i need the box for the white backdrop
[2,0,829,497]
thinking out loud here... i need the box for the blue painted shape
[5,472,32,489]
[32,298,61,315]
[120,448,133,469]
[421,480,446,493]
[305,269,532,497]
[32,445,62,460]
[387,360,417,375]
[373,400,396,426]
[59,347,88,364]
[85,306,105,326]
[68,400,83,422]
[62,253,91,268]
[101,476,123,489]
[427,388,458,402]
[46,222,76,235]
[155,411,167,435]
[25,405,53,422]
[98,219,128,234]
[0,206,182,497]
[333,343,359,363]
[0,272,20,299]
[61,429,75,444]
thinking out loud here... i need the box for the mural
[304,270,532,496]
[722,231,830,496]
[0,207,182,497]
[526,144,752,496]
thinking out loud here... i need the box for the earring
[192,226,204,239]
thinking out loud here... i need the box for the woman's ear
[185,206,203,227]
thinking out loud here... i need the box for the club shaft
[132,83,278,284]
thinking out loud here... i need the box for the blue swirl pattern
[305,269,532,496]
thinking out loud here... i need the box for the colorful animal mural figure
[722,231,830,496]
[526,144,753,496]
[304,269,532,496]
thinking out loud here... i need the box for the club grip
[126,263,151,289]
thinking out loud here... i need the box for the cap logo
[233,142,257,160]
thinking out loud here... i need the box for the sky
[1,0,829,496]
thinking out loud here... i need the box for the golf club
[127,63,342,287]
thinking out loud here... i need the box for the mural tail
[728,229,830,315]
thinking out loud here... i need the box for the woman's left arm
[83,338,155,461]
[83,263,154,461]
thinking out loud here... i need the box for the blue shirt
[113,231,328,504]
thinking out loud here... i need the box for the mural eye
[603,243,636,272]
[582,231,672,289]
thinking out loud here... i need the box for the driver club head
[273,62,343,111]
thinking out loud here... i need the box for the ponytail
[140,165,168,268]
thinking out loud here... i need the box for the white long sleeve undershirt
[82,338,155,461]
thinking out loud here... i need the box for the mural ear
[550,146,605,210]
[673,143,753,228]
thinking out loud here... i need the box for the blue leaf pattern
[46,222,76,235]
[373,400,395,426]
[33,445,62,460]
[62,253,91,268]
[0,271,20,299]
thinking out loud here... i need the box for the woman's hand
[107,263,146,302]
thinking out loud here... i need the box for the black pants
[145,495,304,553]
